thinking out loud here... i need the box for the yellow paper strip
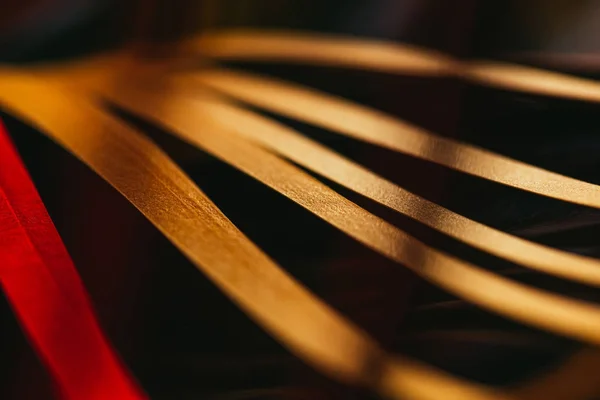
[81,78,600,347]
[186,68,600,210]
[0,70,506,400]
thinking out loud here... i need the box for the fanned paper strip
[158,84,600,287]
[196,30,600,103]
[83,79,600,347]
[188,69,600,209]
[0,121,146,400]
[186,29,457,76]
[0,71,507,400]
[31,54,600,286]
[464,62,600,103]
[28,51,600,287]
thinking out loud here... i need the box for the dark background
[2,1,600,398]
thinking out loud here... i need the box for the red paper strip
[0,120,146,400]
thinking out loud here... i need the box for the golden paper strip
[186,29,456,76]
[187,69,600,210]
[464,62,600,103]
[30,56,600,288]
[79,78,600,347]
[151,84,600,287]
[196,30,600,103]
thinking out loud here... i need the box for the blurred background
[2,1,600,399]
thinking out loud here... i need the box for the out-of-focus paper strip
[195,30,600,103]
[144,85,600,287]
[187,69,600,210]
[464,62,600,103]
[86,79,600,347]
[185,29,457,76]
[0,71,506,400]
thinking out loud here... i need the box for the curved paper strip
[141,86,600,287]
[187,69,600,210]
[195,30,600,103]
[0,122,146,400]
[186,29,456,76]
[508,52,600,74]
[464,62,600,103]
[0,121,94,311]
[88,80,600,347]
[0,71,505,400]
